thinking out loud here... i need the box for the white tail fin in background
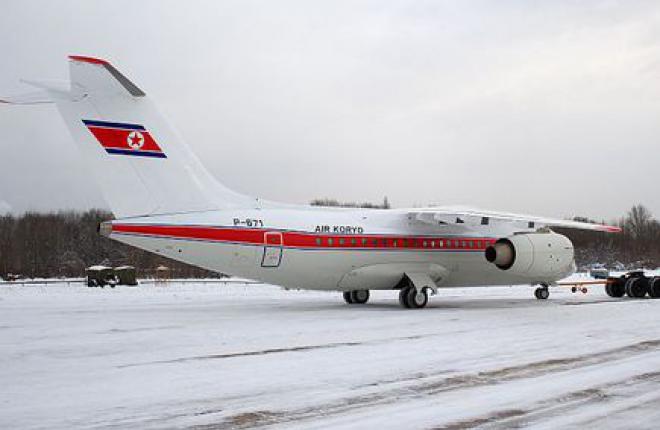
[11,56,257,218]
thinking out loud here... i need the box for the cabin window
[402,239,408,247]
[351,238,357,246]
[315,238,322,246]
[361,238,368,246]
[372,239,378,246]
[339,238,345,246]
[328,238,334,246]
[431,241,435,248]
[423,241,428,248]
[393,240,398,247]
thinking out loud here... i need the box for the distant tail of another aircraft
[4,56,256,218]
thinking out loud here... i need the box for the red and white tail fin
[5,56,256,218]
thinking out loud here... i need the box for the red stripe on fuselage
[111,224,496,251]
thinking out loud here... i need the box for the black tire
[605,283,614,297]
[608,278,626,298]
[350,290,370,304]
[534,287,549,300]
[399,287,411,308]
[625,277,647,298]
[406,287,428,309]
[648,277,660,299]
[343,291,354,304]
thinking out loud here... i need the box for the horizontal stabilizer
[0,89,54,105]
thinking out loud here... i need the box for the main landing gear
[343,289,370,304]
[342,285,431,309]
[534,284,550,300]
[398,285,429,309]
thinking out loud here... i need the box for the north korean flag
[82,119,167,158]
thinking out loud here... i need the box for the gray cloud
[1,0,659,220]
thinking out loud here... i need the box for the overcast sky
[1,0,659,220]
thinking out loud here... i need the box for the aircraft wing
[408,206,621,233]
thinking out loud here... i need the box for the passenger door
[261,231,283,268]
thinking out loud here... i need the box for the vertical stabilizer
[43,55,256,218]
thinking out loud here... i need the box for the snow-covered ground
[2,277,660,429]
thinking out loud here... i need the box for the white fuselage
[107,205,576,291]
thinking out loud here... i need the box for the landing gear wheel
[625,277,647,298]
[534,286,549,300]
[404,287,428,309]
[398,287,411,308]
[350,289,370,304]
[343,291,354,304]
[649,277,660,299]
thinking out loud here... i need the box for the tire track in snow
[193,339,660,429]
[436,371,660,429]
[117,330,477,368]
[117,300,634,369]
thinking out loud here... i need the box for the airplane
[1,56,622,308]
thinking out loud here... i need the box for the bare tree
[625,204,653,240]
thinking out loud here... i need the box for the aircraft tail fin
[8,56,257,218]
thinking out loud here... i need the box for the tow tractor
[550,271,660,299]
[603,271,660,298]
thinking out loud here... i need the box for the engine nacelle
[484,232,575,278]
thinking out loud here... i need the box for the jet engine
[484,232,575,278]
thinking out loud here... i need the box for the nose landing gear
[534,284,550,300]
